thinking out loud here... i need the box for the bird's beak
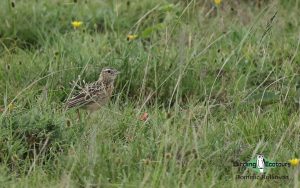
[115,71,121,75]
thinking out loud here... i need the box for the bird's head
[99,68,120,83]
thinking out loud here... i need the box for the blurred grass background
[0,0,300,187]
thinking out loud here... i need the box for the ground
[0,0,300,187]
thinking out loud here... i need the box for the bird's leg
[86,111,92,119]
[76,109,81,121]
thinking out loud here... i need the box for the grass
[0,0,300,187]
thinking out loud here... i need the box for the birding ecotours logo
[234,154,291,174]
[245,155,278,173]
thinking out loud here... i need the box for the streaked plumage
[66,68,119,112]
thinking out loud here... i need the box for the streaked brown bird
[66,68,120,112]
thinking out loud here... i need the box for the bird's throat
[98,77,114,86]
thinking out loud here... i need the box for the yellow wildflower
[127,34,138,41]
[214,0,222,6]
[71,21,83,29]
[289,158,300,167]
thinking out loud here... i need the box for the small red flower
[140,112,149,121]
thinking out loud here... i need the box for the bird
[66,68,120,113]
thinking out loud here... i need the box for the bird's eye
[107,70,112,74]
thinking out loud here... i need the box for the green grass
[0,0,300,187]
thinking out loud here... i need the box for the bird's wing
[66,82,107,109]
